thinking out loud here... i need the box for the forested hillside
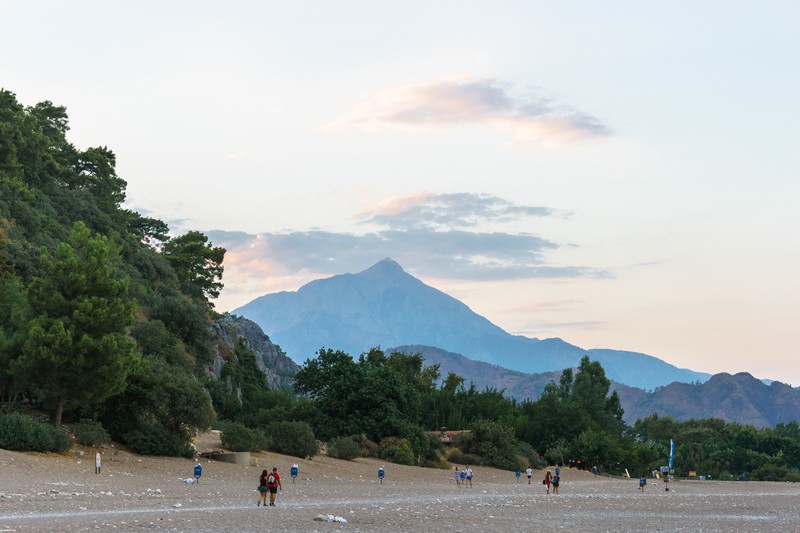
[0,89,292,455]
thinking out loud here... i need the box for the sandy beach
[1,435,799,532]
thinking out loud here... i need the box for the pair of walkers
[543,469,560,494]
[258,467,282,506]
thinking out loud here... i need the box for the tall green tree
[162,231,225,305]
[17,222,138,426]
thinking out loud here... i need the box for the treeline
[2,90,800,482]
[268,346,800,482]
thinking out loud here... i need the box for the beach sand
[1,433,799,532]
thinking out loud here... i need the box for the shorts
[258,485,268,493]
[268,486,278,494]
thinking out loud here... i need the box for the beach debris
[313,514,347,523]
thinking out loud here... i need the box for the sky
[3,1,799,384]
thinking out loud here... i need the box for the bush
[379,437,415,466]
[219,421,267,452]
[327,436,361,460]
[750,463,788,482]
[456,419,520,470]
[359,434,379,457]
[0,412,70,453]
[515,441,546,470]
[72,419,110,447]
[125,424,194,457]
[268,421,319,459]
[446,448,483,466]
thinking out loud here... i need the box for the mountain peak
[359,258,405,278]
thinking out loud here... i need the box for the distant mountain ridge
[391,345,800,427]
[234,258,710,390]
[615,372,800,427]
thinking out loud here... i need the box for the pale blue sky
[3,1,799,383]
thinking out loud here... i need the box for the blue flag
[669,439,675,469]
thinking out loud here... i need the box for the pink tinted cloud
[322,79,611,145]
[356,192,434,220]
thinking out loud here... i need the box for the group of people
[454,465,473,488]
[525,466,560,494]
[257,467,282,507]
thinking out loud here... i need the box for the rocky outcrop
[209,314,299,391]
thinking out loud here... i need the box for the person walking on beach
[552,472,560,494]
[266,467,281,506]
[639,475,647,492]
[454,466,461,488]
[465,466,473,488]
[257,469,269,507]
[459,466,466,487]
[544,470,552,494]
[526,466,533,484]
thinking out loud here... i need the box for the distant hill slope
[392,345,800,427]
[616,372,800,427]
[234,258,709,390]
[389,344,560,401]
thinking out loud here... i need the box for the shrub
[783,470,800,483]
[219,421,267,452]
[457,419,521,470]
[72,419,110,447]
[750,463,788,482]
[268,421,319,459]
[516,441,546,470]
[327,436,361,460]
[446,448,483,466]
[125,424,194,457]
[359,434,379,458]
[0,412,70,453]
[379,437,415,466]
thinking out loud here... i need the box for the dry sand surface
[1,433,799,532]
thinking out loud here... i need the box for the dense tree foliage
[17,222,138,427]
[162,231,224,305]
[0,89,221,453]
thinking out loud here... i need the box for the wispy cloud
[358,192,555,230]
[207,193,605,288]
[322,79,612,146]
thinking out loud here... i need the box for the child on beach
[639,475,647,492]
[526,466,533,484]
[454,466,461,487]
